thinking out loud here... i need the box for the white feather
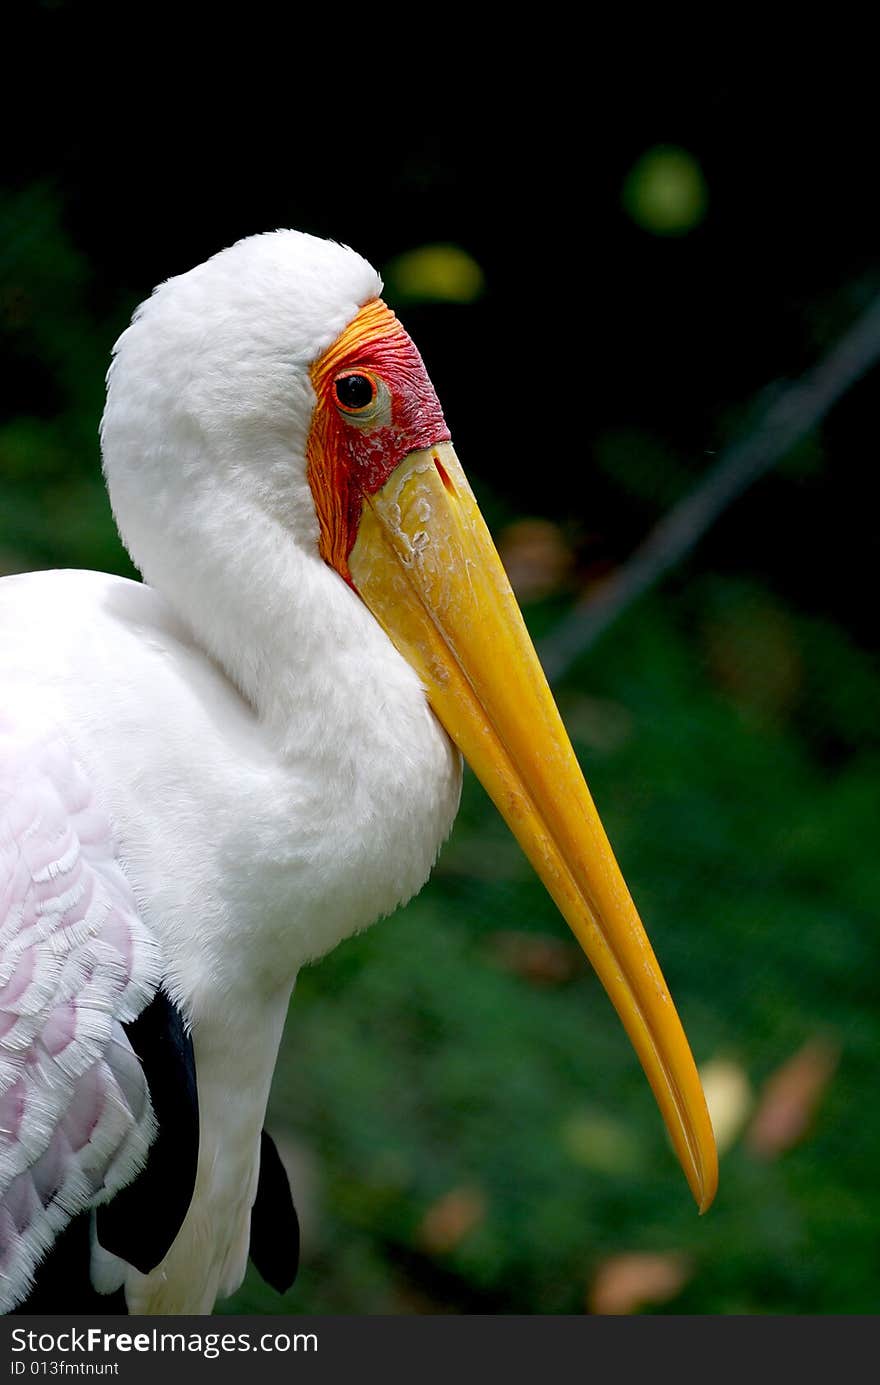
[0,230,462,1312]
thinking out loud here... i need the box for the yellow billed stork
[0,230,717,1314]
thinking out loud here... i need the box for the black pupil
[335,374,375,410]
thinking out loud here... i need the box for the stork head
[102,230,717,1212]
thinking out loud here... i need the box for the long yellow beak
[349,441,718,1211]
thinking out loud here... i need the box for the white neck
[148,473,393,753]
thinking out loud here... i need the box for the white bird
[0,230,717,1315]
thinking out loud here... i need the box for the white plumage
[1,232,461,1312]
[0,228,717,1314]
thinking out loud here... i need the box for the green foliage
[0,187,134,576]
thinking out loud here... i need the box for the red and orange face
[304,300,718,1214]
[307,299,450,584]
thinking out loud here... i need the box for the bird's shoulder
[1,569,260,753]
[0,568,198,671]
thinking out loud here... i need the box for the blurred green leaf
[622,145,709,236]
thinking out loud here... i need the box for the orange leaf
[702,597,802,722]
[588,1252,692,1315]
[488,930,583,985]
[497,520,572,601]
[746,1037,839,1159]
[417,1187,486,1255]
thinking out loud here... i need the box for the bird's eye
[334,371,378,414]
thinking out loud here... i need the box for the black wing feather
[96,989,199,1274]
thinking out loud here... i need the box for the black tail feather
[249,1129,300,1295]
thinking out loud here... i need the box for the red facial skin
[307,299,450,585]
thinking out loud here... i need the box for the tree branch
[540,292,880,683]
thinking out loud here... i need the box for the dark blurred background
[2,34,878,1313]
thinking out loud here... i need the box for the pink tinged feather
[0,945,36,1009]
[0,721,162,1311]
[41,1001,78,1058]
[3,1168,42,1235]
[0,1080,26,1142]
[60,1062,104,1152]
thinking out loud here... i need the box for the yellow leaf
[699,1057,754,1155]
[383,244,485,304]
[560,1111,641,1175]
